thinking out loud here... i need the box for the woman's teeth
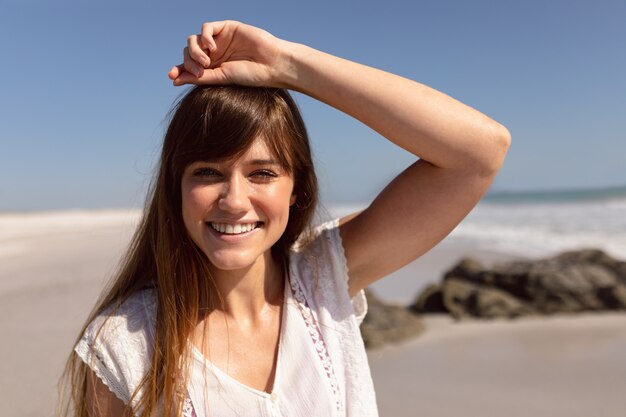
[209,222,259,235]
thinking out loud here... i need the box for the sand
[369,314,626,416]
[1,211,625,416]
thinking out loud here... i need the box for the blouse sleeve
[74,290,157,409]
[292,219,368,325]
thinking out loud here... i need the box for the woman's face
[181,137,296,273]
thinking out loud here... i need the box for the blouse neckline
[186,276,291,399]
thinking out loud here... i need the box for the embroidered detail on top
[289,274,344,414]
[182,395,197,417]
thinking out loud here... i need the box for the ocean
[461,185,626,259]
[328,185,626,261]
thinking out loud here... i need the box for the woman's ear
[290,194,297,206]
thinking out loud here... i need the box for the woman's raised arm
[169,20,511,296]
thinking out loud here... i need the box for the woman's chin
[205,251,267,274]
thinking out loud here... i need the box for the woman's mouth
[207,221,262,235]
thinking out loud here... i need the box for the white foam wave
[450,223,626,259]
[450,198,626,259]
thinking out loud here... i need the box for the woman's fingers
[183,46,204,78]
[200,21,223,52]
[171,66,229,86]
[168,64,183,81]
[187,34,211,68]
[168,64,199,85]
[172,70,198,86]
[174,23,221,80]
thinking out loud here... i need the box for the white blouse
[75,220,379,417]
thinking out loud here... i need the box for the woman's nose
[218,175,251,213]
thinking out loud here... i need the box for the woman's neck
[206,252,285,323]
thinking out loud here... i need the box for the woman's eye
[251,170,278,181]
[193,168,221,177]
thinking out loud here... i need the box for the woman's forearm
[278,42,510,174]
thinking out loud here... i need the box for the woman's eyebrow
[248,159,281,166]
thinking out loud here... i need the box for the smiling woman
[57,20,509,417]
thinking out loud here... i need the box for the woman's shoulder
[291,218,341,253]
[290,218,368,324]
[77,287,158,362]
[74,288,157,406]
[290,218,346,279]
[87,288,157,341]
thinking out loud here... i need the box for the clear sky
[1,0,625,211]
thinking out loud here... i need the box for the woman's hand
[168,21,291,87]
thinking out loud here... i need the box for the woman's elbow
[481,122,511,175]
[497,123,512,165]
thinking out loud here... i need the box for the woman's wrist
[272,41,316,91]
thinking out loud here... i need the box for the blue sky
[1,0,625,210]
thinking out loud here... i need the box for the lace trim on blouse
[182,395,197,417]
[288,272,344,414]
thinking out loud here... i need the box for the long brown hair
[57,86,318,416]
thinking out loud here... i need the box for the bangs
[167,86,298,175]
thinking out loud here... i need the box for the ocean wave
[450,223,626,259]
[452,197,626,259]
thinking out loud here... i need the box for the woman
[59,20,510,417]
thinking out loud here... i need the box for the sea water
[457,186,626,259]
[328,185,626,261]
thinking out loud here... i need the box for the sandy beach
[1,210,625,416]
[369,313,626,416]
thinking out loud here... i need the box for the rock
[413,248,626,318]
[410,283,446,314]
[361,289,425,349]
[597,285,626,308]
[442,279,536,320]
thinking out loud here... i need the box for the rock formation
[361,289,425,348]
[411,249,626,319]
